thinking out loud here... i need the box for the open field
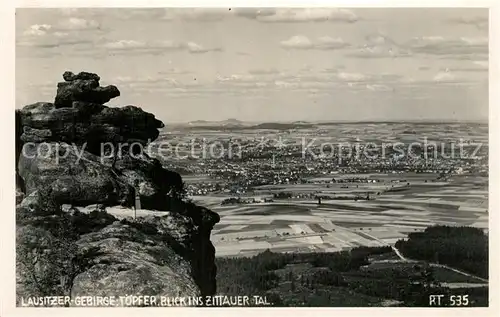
[190,174,488,257]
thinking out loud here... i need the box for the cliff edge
[15,71,219,306]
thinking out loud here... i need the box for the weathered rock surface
[54,71,120,108]
[18,142,184,209]
[16,202,219,306]
[15,71,219,306]
[18,101,164,155]
[70,209,218,303]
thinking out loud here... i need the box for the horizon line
[163,118,489,125]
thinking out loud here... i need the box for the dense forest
[395,225,488,278]
[215,226,489,307]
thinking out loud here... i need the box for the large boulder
[18,142,131,207]
[62,71,101,82]
[70,212,218,303]
[54,71,120,108]
[18,143,184,210]
[16,204,219,305]
[17,102,164,155]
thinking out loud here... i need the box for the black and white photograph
[6,4,495,311]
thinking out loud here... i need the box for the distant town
[152,123,488,199]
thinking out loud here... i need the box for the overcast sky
[16,8,488,123]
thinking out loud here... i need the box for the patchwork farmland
[193,174,488,257]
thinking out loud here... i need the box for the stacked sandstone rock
[16,71,179,208]
[15,71,219,306]
[19,71,163,155]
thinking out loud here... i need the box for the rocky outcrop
[15,71,219,306]
[69,205,218,302]
[18,142,183,209]
[55,71,120,108]
[18,101,164,155]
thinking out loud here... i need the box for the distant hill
[316,120,488,126]
[186,119,246,127]
[224,118,244,125]
[252,122,315,130]
[189,120,210,124]
[176,120,315,131]
[181,119,488,127]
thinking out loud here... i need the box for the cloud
[346,33,412,58]
[23,24,52,36]
[366,84,393,92]
[216,73,297,90]
[316,36,351,49]
[431,68,486,85]
[332,71,407,88]
[110,8,172,20]
[433,70,456,82]
[17,38,93,49]
[18,17,102,50]
[473,60,488,68]
[102,39,222,55]
[23,18,101,33]
[94,8,227,21]
[274,81,299,89]
[348,33,486,62]
[448,16,488,29]
[280,35,313,49]
[233,8,276,19]
[198,63,418,97]
[345,33,412,59]
[336,72,369,82]
[404,36,488,58]
[364,33,397,46]
[347,45,412,58]
[237,8,357,23]
[212,68,407,94]
[280,35,349,50]
[17,25,93,48]
[109,75,201,92]
[100,67,427,98]
[216,74,257,83]
[441,61,488,73]
[22,17,101,38]
[104,40,183,51]
[398,70,479,87]
[158,68,191,75]
[449,16,488,25]
[320,66,345,73]
[56,8,106,19]
[187,42,222,54]
[163,8,228,22]
[269,80,337,90]
[248,68,280,75]
[64,17,100,30]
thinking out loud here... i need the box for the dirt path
[355,231,489,283]
[441,282,489,289]
[428,263,489,283]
